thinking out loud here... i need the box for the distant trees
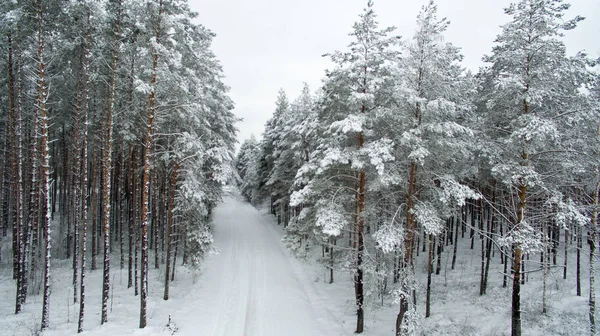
[0,0,236,332]
[239,1,598,335]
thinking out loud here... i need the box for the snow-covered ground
[0,193,348,336]
[0,191,596,335]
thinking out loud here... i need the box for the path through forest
[171,191,345,336]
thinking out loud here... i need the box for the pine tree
[480,1,588,335]
[100,0,122,325]
[291,1,398,332]
[388,2,478,332]
[34,0,52,329]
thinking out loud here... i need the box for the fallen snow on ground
[0,194,347,336]
[0,190,597,335]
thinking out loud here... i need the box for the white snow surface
[178,194,345,336]
[1,189,596,336]
[0,192,346,336]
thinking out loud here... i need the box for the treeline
[0,0,236,333]
[236,1,599,335]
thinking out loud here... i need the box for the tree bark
[140,1,162,327]
[36,0,52,329]
[164,163,178,300]
[511,180,526,336]
[426,234,434,317]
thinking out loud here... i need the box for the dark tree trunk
[36,0,52,328]
[451,214,459,270]
[425,234,434,317]
[101,0,120,323]
[577,225,581,296]
[164,164,178,300]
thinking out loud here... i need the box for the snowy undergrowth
[1,201,597,336]
[259,200,598,336]
[0,236,202,336]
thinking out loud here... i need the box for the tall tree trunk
[153,155,159,269]
[35,0,52,329]
[127,148,135,289]
[72,53,84,307]
[119,148,125,269]
[90,154,98,271]
[511,179,527,336]
[563,224,568,280]
[164,163,178,300]
[9,30,25,314]
[451,213,459,270]
[101,0,120,324]
[542,220,548,314]
[329,238,335,284]
[588,123,600,335]
[425,234,434,317]
[140,1,163,328]
[77,11,91,332]
[577,224,581,296]
[482,194,495,295]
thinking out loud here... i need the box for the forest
[0,0,237,333]
[236,1,600,335]
[1,0,599,335]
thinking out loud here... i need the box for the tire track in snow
[174,195,345,336]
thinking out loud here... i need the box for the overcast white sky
[190,0,600,146]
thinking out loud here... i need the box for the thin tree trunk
[153,156,159,269]
[9,30,25,314]
[77,11,91,331]
[329,238,335,284]
[511,180,527,336]
[171,221,179,282]
[451,214,459,270]
[588,123,600,335]
[542,220,548,314]
[128,149,134,289]
[577,225,582,296]
[482,198,495,295]
[436,234,442,275]
[119,148,125,269]
[36,0,52,328]
[164,164,178,300]
[564,224,568,280]
[101,0,120,324]
[140,1,163,327]
[92,154,100,271]
[426,234,434,317]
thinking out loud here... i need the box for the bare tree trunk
[588,123,600,335]
[171,220,179,282]
[451,213,459,270]
[35,0,52,329]
[482,197,495,295]
[153,156,159,269]
[577,224,582,296]
[9,30,25,314]
[542,220,548,314]
[77,11,91,331]
[425,234,434,317]
[164,164,178,300]
[140,1,163,328]
[90,154,97,271]
[101,0,120,324]
[436,234,442,275]
[119,148,125,269]
[329,238,335,284]
[511,180,527,336]
[127,148,135,289]
[564,224,568,280]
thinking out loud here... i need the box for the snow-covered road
[174,194,344,336]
